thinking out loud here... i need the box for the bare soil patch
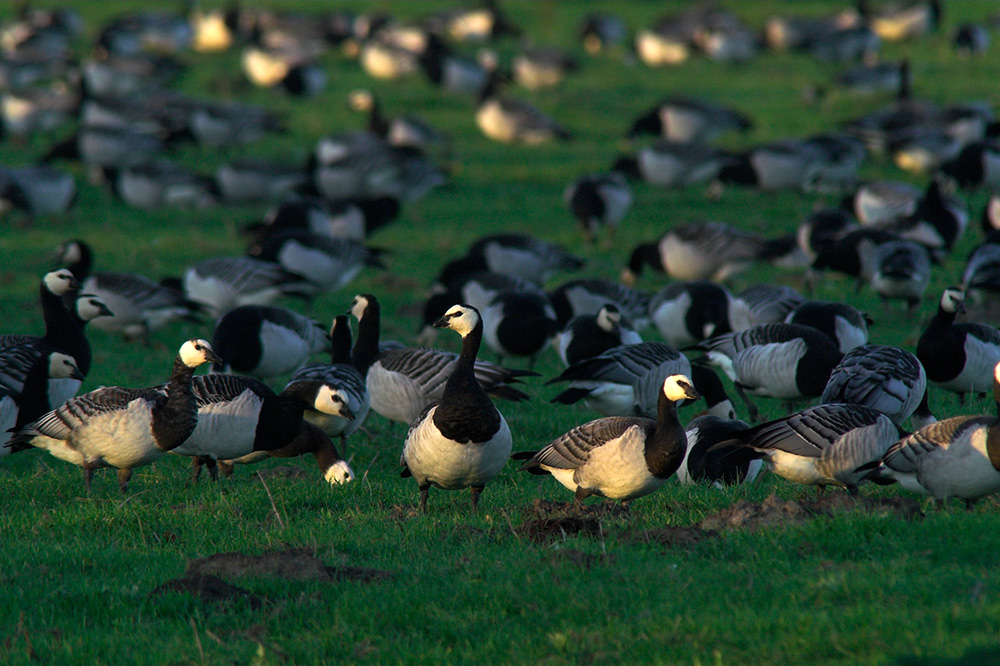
[150,573,263,609]
[699,493,923,532]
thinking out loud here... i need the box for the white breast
[403,407,512,490]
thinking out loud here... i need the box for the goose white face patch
[444,304,479,336]
[45,269,76,296]
[941,287,964,313]
[180,339,216,368]
[49,352,80,379]
[315,385,351,417]
[351,295,369,320]
[597,306,620,332]
[77,296,110,322]
[663,374,697,401]
[325,460,355,485]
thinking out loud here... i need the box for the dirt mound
[151,573,263,608]
[185,548,392,582]
[699,493,923,531]
[517,499,625,542]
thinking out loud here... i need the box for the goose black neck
[152,356,199,451]
[443,317,486,400]
[655,386,681,428]
[41,281,90,374]
[352,297,380,375]
[64,240,93,280]
[330,315,352,364]
[627,242,661,276]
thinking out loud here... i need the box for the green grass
[4,1,1000,664]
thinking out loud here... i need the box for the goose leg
[734,383,760,423]
[83,465,94,492]
[419,483,431,513]
[470,485,484,512]
[117,468,132,493]
[218,460,235,478]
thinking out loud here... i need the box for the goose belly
[935,338,1000,394]
[253,321,318,378]
[403,408,512,489]
[577,382,637,417]
[174,393,263,459]
[734,342,807,399]
[70,399,164,469]
[916,429,1000,501]
[566,428,666,500]
[764,450,830,486]
[367,364,432,424]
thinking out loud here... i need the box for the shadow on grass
[898,646,1000,666]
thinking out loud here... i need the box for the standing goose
[516,374,698,506]
[860,361,1000,509]
[822,344,934,428]
[563,171,633,244]
[696,323,843,422]
[916,287,1000,402]
[12,339,221,492]
[401,304,512,513]
[172,374,355,485]
[288,314,370,447]
[481,291,560,367]
[210,305,329,381]
[56,239,199,343]
[556,304,643,368]
[710,403,902,492]
[548,341,692,419]
[350,293,532,425]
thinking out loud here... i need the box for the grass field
[3,2,1000,664]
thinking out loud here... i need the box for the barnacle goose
[57,239,201,342]
[475,71,572,144]
[247,229,385,297]
[717,134,865,193]
[730,284,805,330]
[861,0,941,42]
[173,374,355,485]
[784,300,870,354]
[678,415,759,487]
[0,164,77,219]
[610,141,732,189]
[516,374,698,506]
[821,344,934,428]
[579,12,626,53]
[843,180,920,226]
[350,293,532,425]
[939,139,1000,192]
[696,323,843,422]
[211,305,328,381]
[435,233,585,288]
[0,351,83,456]
[868,238,932,311]
[181,256,313,318]
[513,46,578,90]
[347,88,449,152]
[556,304,643,368]
[481,291,560,367]
[626,96,752,144]
[401,304,512,513]
[711,403,902,492]
[962,232,1000,300]
[288,315,370,447]
[548,341,691,419]
[859,361,1000,509]
[242,195,400,243]
[916,287,1000,401]
[649,281,736,348]
[870,179,969,256]
[563,171,633,244]
[12,339,221,491]
[548,279,651,331]
[214,159,308,204]
[622,221,792,285]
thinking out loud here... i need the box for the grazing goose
[513,46,578,90]
[548,279,651,331]
[289,315,370,446]
[649,281,736,348]
[549,341,692,419]
[347,88,449,152]
[797,208,858,265]
[844,180,921,226]
[916,287,1000,401]
[961,233,1000,300]
[242,195,400,243]
[579,12,627,53]
[730,284,805,330]
[516,374,698,506]
[435,234,585,288]
[835,59,911,97]
[181,256,313,318]
[556,304,643,368]
[711,403,902,492]
[611,141,733,189]
[563,171,633,244]
[401,304,513,513]
[861,0,941,42]
[247,229,385,297]
[104,160,218,210]
[952,23,990,56]
[350,294,532,425]
[873,180,969,257]
[690,364,738,421]
[678,415,759,487]
[623,221,791,285]
[481,291,560,367]
[809,227,902,290]
[475,73,572,144]
[626,97,753,144]
[417,34,494,97]
[56,239,201,343]
[717,134,865,193]
[859,361,1000,509]
[0,164,77,219]
[214,159,308,204]
[868,238,932,311]
[939,140,1000,192]
[211,305,328,381]
[12,339,221,492]
[696,323,843,422]
[0,351,83,456]
[821,344,935,429]
[173,374,354,484]
[213,420,355,483]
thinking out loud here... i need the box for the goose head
[179,339,223,368]
[596,304,622,332]
[349,293,375,321]
[48,352,85,381]
[434,303,481,337]
[325,458,356,485]
[44,268,79,296]
[662,374,700,402]
[347,89,375,112]
[75,294,114,322]
[940,286,966,315]
[314,385,355,420]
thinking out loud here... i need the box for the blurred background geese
[181,255,313,318]
[210,305,328,381]
[435,233,585,287]
[12,339,220,492]
[401,304,512,513]
[563,171,632,244]
[626,96,753,143]
[475,72,572,144]
[516,374,698,507]
[57,239,201,343]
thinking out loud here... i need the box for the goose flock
[5,0,1000,515]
